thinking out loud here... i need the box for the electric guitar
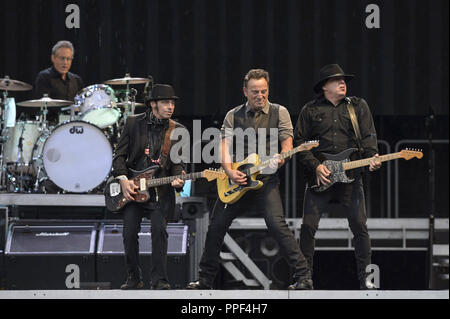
[104,167,225,212]
[310,148,423,192]
[217,141,319,204]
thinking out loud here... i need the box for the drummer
[34,40,83,123]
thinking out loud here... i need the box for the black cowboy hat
[313,64,354,93]
[148,84,179,101]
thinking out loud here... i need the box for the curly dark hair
[243,69,269,88]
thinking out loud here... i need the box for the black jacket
[112,111,186,218]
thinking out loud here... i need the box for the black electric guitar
[104,166,225,212]
[310,148,423,192]
[217,141,319,204]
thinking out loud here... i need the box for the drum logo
[70,126,84,134]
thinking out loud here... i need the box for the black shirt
[34,67,83,101]
[293,95,378,176]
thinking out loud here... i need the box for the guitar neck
[146,171,203,187]
[249,145,305,174]
[342,152,402,170]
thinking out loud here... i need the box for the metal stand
[220,233,272,290]
[425,108,436,288]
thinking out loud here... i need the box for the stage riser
[219,250,429,290]
[220,227,430,290]
[5,255,95,290]
[2,222,190,290]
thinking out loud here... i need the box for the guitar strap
[346,99,368,205]
[346,100,364,156]
[161,119,176,157]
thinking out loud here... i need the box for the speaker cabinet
[4,223,97,289]
[96,223,189,289]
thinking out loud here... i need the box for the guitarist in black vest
[187,69,313,290]
[293,64,381,289]
[112,84,186,290]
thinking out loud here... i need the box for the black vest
[231,103,280,162]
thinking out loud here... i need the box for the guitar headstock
[299,140,319,151]
[203,168,227,181]
[400,148,423,160]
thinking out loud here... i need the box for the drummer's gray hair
[51,40,75,56]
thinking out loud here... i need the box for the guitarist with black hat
[293,64,381,289]
[112,83,186,290]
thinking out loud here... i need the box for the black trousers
[300,178,372,282]
[198,177,310,287]
[122,203,169,285]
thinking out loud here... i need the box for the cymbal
[17,96,74,107]
[104,75,150,85]
[116,102,146,108]
[0,77,33,91]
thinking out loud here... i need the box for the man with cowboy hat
[112,83,186,290]
[293,64,381,289]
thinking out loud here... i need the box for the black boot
[186,279,212,290]
[152,281,171,290]
[120,271,144,290]
[288,278,314,290]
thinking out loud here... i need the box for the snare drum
[75,84,120,128]
[3,121,41,174]
[34,121,113,192]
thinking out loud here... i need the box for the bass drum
[33,121,113,193]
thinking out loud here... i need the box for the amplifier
[4,223,97,289]
[96,222,189,289]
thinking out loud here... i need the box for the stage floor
[0,290,447,299]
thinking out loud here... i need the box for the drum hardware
[60,104,79,121]
[105,74,151,120]
[2,95,71,193]
[0,76,33,191]
[104,74,151,86]
[16,94,73,132]
[75,84,120,129]
[0,76,33,92]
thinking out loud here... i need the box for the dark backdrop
[0,0,448,218]
[1,0,448,117]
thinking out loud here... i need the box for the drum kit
[0,74,152,194]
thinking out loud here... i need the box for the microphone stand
[425,107,436,289]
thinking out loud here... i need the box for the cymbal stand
[0,88,9,191]
[15,126,25,192]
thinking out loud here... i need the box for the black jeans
[198,177,310,286]
[122,203,169,285]
[300,178,372,281]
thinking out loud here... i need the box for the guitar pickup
[225,187,241,196]
[140,178,146,191]
[109,182,121,197]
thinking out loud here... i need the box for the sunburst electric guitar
[310,148,423,192]
[217,141,319,204]
[104,167,225,212]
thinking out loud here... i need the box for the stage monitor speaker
[4,223,97,289]
[176,196,207,220]
[96,222,189,289]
